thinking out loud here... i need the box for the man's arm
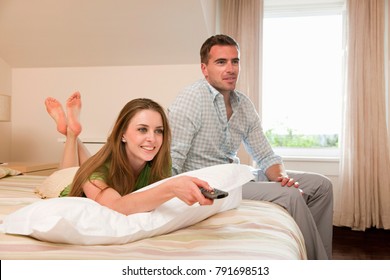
[240,98,299,187]
[241,100,283,172]
[168,93,200,175]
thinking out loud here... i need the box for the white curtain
[333,0,390,230]
[219,0,263,111]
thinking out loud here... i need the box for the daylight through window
[262,11,343,157]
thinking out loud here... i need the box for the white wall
[0,57,12,163]
[11,64,202,162]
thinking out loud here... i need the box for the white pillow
[0,164,254,245]
[35,167,79,198]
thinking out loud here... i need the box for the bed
[0,168,307,260]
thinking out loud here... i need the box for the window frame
[261,0,346,159]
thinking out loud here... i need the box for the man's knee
[292,171,333,198]
[312,173,333,199]
[277,186,307,211]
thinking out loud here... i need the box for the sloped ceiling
[0,0,213,68]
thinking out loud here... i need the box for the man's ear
[201,63,208,78]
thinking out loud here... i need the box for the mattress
[0,175,307,260]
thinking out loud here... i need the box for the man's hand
[266,164,302,193]
[276,176,300,188]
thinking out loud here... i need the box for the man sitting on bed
[168,34,333,260]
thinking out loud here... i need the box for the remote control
[200,187,229,199]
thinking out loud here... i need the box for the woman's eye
[155,129,164,134]
[138,127,147,133]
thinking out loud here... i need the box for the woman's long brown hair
[69,98,172,197]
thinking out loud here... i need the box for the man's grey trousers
[243,170,333,260]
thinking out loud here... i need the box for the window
[262,2,345,158]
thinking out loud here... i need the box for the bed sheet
[0,175,307,260]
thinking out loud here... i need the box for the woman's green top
[59,161,152,197]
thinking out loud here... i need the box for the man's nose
[226,61,235,72]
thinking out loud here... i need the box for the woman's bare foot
[66,92,82,136]
[45,97,67,135]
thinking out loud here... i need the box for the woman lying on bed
[44,92,213,215]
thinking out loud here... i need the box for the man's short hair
[200,34,240,64]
